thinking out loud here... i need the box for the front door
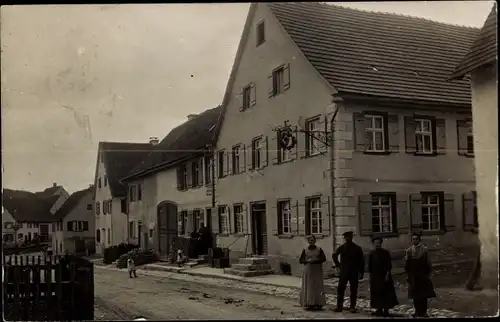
[157,202,178,259]
[251,202,267,255]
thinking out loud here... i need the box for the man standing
[332,231,365,313]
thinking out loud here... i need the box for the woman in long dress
[368,236,399,316]
[404,233,436,318]
[299,235,326,310]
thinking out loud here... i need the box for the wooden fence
[2,254,94,321]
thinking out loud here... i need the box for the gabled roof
[266,2,479,106]
[54,187,92,220]
[35,185,62,199]
[99,142,153,197]
[122,106,222,181]
[2,189,57,222]
[450,4,497,79]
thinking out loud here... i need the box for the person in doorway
[405,233,436,317]
[299,235,327,310]
[368,236,399,316]
[332,231,365,313]
[127,258,138,278]
[198,223,212,256]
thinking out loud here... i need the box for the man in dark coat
[332,231,365,313]
[198,224,212,256]
[368,236,399,316]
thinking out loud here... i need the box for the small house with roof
[121,107,222,259]
[450,3,498,290]
[52,186,95,255]
[93,141,153,254]
[209,2,480,275]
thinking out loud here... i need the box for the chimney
[149,137,159,145]
[187,114,198,121]
[53,182,57,188]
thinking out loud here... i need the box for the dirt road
[94,267,365,320]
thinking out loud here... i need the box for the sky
[1,1,495,194]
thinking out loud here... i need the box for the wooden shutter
[267,73,274,97]
[186,163,193,188]
[238,90,244,111]
[457,120,469,155]
[410,194,422,232]
[321,196,331,236]
[262,136,269,167]
[247,142,254,170]
[250,83,256,106]
[83,221,89,231]
[298,201,306,236]
[271,133,279,165]
[405,116,417,153]
[354,112,368,151]
[67,221,73,232]
[443,193,455,231]
[396,194,409,234]
[317,115,327,154]
[283,63,291,91]
[298,117,307,158]
[242,204,249,234]
[211,208,219,234]
[462,191,476,231]
[388,114,400,153]
[358,195,372,236]
[290,125,298,160]
[224,152,230,177]
[272,202,280,235]
[436,119,446,154]
[176,167,183,190]
[291,200,299,235]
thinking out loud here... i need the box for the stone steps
[224,257,274,277]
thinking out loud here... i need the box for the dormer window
[256,21,265,46]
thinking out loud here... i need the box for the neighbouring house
[52,186,95,255]
[93,141,153,254]
[35,182,70,215]
[2,189,59,245]
[449,4,498,290]
[209,2,480,276]
[121,107,222,259]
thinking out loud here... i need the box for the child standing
[127,258,138,278]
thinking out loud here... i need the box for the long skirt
[370,274,399,309]
[299,263,326,307]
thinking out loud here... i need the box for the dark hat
[342,231,354,238]
[371,236,383,243]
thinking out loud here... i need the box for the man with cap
[332,231,365,313]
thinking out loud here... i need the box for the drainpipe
[329,95,341,252]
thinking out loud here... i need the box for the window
[87,204,92,211]
[192,161,201,186]
[67,221,73,232]
[415,118,433,154]
[252,137,263,169]
[107,228,111,244]
[121,199,127,213]
[149,229,153,238]
[95,202,100,215]
[204,155,213,184]
[256,20,265,46]
[178,211,187,236]
[98,177,102,188]
[306,198,322,235]
[138,184,142,200]
[193,210,201,231]
[278,200,292,235]
[234,205,244,234]
[217,150,225,178]
[218,206,230,234]
[108,200,112,214]
[129,185,138,202]
[129,221,135,238]
[177,165,188,190]
[103,200,108,214]
[242,85,252,110]
[232,145,241,174]
[371,194,396,233]
[305,118,321,156]
[96,230,101,243]
[366,114,385,152]
[272,67,284,96]
[467,123,474,155]
[278,130,293,163]
[421,193,442,231]
[104,175,108,186]
[472,191,478,227]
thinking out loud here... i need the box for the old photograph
[1,1,498,320]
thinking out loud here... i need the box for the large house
[52,186,95,255]
[203,2,480,275]
[93,141,153,254]
[121,107,222,259]
[450,4,498,290]
[2,189,60,244]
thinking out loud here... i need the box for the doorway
[250,202,267,256]
[205,208,212,230]
[157,201,178,260]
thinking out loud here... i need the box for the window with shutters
[466,123,474,155]
[415,118,434,154]
[371,194,396,233]
[192,160,201,186]
[180,165,188,189]
[278,130,293,163]
[252,137,263,169]
[256,20,265,46]
[218,206,230,234]
[278,200,292,235]
[232,145,241,175]
[366,114,386,152]
[178,211,187,236]
[242,85,252,111]
[272,67,284,96]
[217,150,225,178]
[234,204,244,234]
[421,193,442,231]
[305,118,321,156]
[306,198,322,235]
